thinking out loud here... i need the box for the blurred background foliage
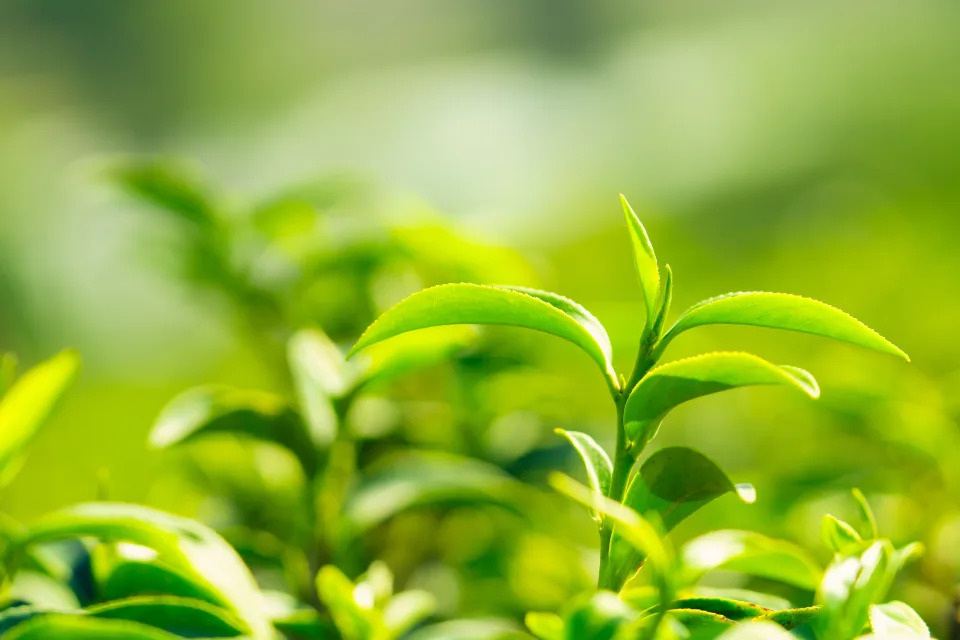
[1,0,959,635]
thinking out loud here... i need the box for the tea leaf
[3,614,180,639]
[623,352,819,447]
[88,596,249,637]
[554,429,612,522]
[610,447,753,589]
[851,489,879,540]
[349,283,618,391]
[149,386,318,476]
[869,601,930,638]
[821,515,863,555]
[714,620,799,640]
[660,292,909,360]
[354,326,477,392]
[288,329,346,448]
[759,607,821,631]
[111,160,218,229]
[13,503,271,639]
[564,591,636,640]
[670,597,768,620]
[92,543,226,606]
[669,608,735,639]
[681,530,822,590]
[815,540,895,640]
[0,350,80,488]
[525,612,564,640]
[383,590,437,637]
[316,565,382,640]
[621,195,659,324]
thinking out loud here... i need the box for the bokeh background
[2,0,960,634]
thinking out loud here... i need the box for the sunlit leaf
[6,570,80,609]
[12,503,271,639]
[316,565,382,640]
[353,326,477,392]
[760,607,820,631]
[815,540,895,640]
[383,590,436,637]
[620,195,660,325]
[343,452,529,533]
[669,608,735,640]
[821,515,863,555]
[2,614,180,639]
[0,350,80,488]
[681,530,822,591]
[851,489,879,540]
[610,447,753,589]
[714,620,798,640]
[288,328,346,448]
[869,601,930,638]
[88,596,249,637]
[149,386,318,476]
[623,352,819,447]
[525,612,564,640]
[349,283,618,391]
[406,618,528,640]
[554,429,612,522]
[659,292,909,361]
[92,543,225,606]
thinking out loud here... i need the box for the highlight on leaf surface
[620,194,660,324]
[2,615,182,640]
[869,601,930,638]
[348,283,618,391]
[554,429,612,522]
[623,352,820,446]
[659,292,909,361]
[0,350,80,488]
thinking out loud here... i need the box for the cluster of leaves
[0,161,925,640]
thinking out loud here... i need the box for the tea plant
[349,195,920,639]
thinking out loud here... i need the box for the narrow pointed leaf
[624,352,819,445]
[681,530,822,590]
[0,350,80,487]
[12,503,271,639]
[609,447,753,589]
[555,429,612,521]
[149,386,318,476]
[621,195,659,323]
[660,292,908,360]
[869,601,929,638]
[88,596,249,637]
[349,283,617,390]
[821,515,863,555]
[851,489,879,540]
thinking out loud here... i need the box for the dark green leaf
[671,597,767,620]
[620,195,660,324]
[349,283,618,391]
[88,596,248,637]
[851,489,879,540]
[659,292,909,361]
[760,607,820,631]
[0,350,80,487]
[815,540,895,640]
[3,614,180,639]
[669,608,735,640]
[0,352,18,397]
[149,386,318,476]
[623,352,819,447]
[555,429,612,523]
[564,592,635,640]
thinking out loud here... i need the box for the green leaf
[815,540,895,640]
[821,515,863,555]
[0,352,18,396]
[383,590,437,637]
[149,386,318,476]
[88,596,249,637]
[554,429,612,523]
[659,292,909,361]
[681,530,822,590]
[621,195,660,324]
[759,607,820,631]
[869,601,930,638]
[525,612,564,640]
[851,489,879,540]
[110,159,218,229]
[668,609,735,640]
[564,592,636,640]
[349,283,618,391]
[12,503,271,639]
[3,614,181,639]
[316,565,382,640]
[610,447,753,590]
[407,618,528,640]
[343,452,529,534]
[0,350,80,488]
[92,543,226,606]
[623,352,819,447]
[288,328,346,448]
[353,326,477,392]
[671,597,767,621]
[714,620,799,640]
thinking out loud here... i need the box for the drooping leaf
[681,530,822,591]
[343,452,529,534]
[88,596,249,637]
[620,195,660,325]
[2,614,181,639]
[623,352,819,447]
[821,515,863,555]
[609,447,754,590]
[869,601,930,638]
[12,503,271,639]
[815,540,895,640]
[149,386,318,476]
[0,350,80,487]
[348,283,618,391]
[659,292,909,361]
[287,328,346,448]
[554,429,612,522]
[525,612,564,640]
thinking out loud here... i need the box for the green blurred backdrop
[2,0,960,632]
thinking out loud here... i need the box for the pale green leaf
[621,195,659,324]
[623,352,819,446]
[288,328,345,448]
[681,530,822,590]
[869,601,930,638]
[821,515,863,555]
[525,612,564,640]
[852,489,879,540]
[659,292,909,361]
[555,429,612,522]
[0,350,80,488]
[316,565,383,640]
[349,283,618,391]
